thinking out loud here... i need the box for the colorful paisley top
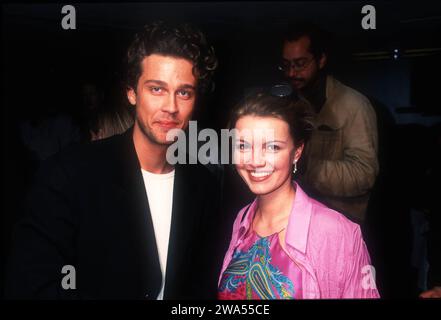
[218,229,302,300]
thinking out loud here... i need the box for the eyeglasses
[278,57,314,73]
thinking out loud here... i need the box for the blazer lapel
[114,128,162,299]
[164,163,203,298]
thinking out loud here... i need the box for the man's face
[282,35,326,91]
[127,54,197,145]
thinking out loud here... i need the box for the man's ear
[318,53,327,70]
[127,88,137,106]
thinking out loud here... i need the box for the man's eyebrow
[143,80,167,86]
[283,57,309,62]
[179,84,196,90]
[143,80,196,90]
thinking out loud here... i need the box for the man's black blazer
[5,128,224,299]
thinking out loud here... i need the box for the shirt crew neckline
[141,168,175,179]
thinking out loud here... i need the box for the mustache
[289,77,305,82]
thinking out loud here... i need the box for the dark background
[2,1,441,299]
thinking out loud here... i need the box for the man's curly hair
[125,21,218,94]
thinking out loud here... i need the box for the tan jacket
[299,76,379,222]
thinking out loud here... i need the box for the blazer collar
[112,127,163,298]
[115,126,142,191]
[285,182,313,254]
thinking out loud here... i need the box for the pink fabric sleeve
[341,226,380,299]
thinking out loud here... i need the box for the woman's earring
[292,160,297,175]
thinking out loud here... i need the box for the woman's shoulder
[308,196,361,241]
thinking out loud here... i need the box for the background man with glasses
[279,23,379,223]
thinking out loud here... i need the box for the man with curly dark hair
[5,21,222,299]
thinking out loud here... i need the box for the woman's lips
[248,170,272,182]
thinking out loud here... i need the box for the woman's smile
[248,170,273,181]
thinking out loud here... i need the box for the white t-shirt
[141,168,175,300]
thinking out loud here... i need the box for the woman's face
[234,115,303,196]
